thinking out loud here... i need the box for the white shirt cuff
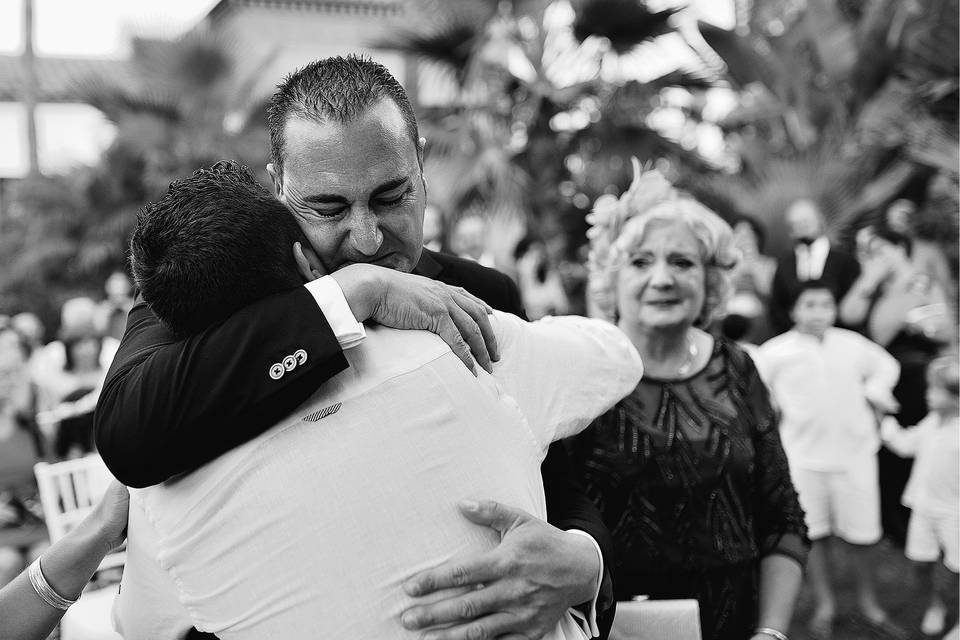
[304,276,366,349]
[565,529,603,639]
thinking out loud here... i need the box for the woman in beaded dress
[569,163,809,640]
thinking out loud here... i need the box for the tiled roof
[207,0,404,22]
[0,55,133,103]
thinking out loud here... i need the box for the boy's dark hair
[131,161,307,336]
[787,279,836,311]
[268,55,419,176]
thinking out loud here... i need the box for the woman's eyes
[631,256,697,268]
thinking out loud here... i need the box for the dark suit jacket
[769,243,861,335]
[94,248,614,637]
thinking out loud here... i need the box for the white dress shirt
[882,413,959,517]
[755,327,900,471]
[115,303,642,639]
[794,236,830,281]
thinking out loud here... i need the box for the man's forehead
[282,100,413,161]
[281,104,418,195]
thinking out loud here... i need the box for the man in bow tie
[769,198,860,335]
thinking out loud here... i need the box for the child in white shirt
[756,281,902,639]
[882,356,959,638]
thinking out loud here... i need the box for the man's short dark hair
[131,161,307,336]
[267,55,419,175]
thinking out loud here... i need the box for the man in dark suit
[95,55,614,638]
[769,198,861,335]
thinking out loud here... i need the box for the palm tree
[1,27,263,327]
[376,0,719,264]
[684,0,958,257]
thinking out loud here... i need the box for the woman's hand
[89,480,130,553]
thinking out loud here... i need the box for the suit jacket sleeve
[94,287,348,488]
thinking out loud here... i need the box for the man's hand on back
[400,500,601,639]
[331,263,500,375]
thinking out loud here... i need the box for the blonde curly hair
[586,159,738,327]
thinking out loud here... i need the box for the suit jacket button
[269,363,285,380]
[294,349,308,365]
[282,355,297,371]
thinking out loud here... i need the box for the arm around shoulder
[95,288,347,487]
[493,313,642,446]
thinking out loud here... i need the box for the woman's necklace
[675,335,699,377]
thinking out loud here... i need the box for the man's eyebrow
[370,176,411,197]
[302,176,411,204]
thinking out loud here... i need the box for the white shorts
[905,511,960,572]
[791,455,882,545]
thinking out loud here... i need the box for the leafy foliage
[1,28,268,329]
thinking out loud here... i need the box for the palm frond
[572,0,678,54]
[375,24,482,83]
[697,23,786,92]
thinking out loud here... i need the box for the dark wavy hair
[131,161,308,336]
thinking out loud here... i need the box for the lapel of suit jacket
[413,248,447,283]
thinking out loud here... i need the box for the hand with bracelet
[752,628,789,640]
[0,480,129,640]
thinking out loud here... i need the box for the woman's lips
[645,299,680,306]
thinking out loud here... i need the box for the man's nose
[348,206,384,257]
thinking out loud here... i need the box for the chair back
[33,454,124,570]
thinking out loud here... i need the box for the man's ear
[293,241,327,282]
[267,163,283,199]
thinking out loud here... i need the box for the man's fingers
[447,302,492,373]
[400,582,508,630]
[457,499,529,534]
[416,613,528,640]
[451,289,499,364]
[403,553,502,598]
[437,316,478,376]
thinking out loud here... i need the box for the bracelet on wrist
[27,558,78,611]
[755,627,789,640]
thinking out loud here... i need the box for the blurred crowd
[425,182,958,637]
[0,271,133,586]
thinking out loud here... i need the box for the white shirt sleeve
[752,343,775,387]
[490,312,643,454]
[857,334,901,403]
[304,276,366,349]
[881,414,930,457]
[566,529,604,638]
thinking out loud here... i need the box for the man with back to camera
[95,56,618,637]
[112,161,643,639]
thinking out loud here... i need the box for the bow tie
[796,237,816,247]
